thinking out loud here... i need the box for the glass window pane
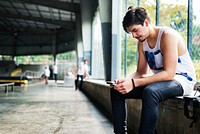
[91,9,105,79]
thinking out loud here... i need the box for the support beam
[111,0,121,80]
[0,0,80,13]
[0,13,75,30]
[99,0,112,81]
[187,0,193,57]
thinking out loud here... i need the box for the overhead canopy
[0,0,80,56]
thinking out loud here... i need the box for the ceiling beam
[0,12,75,30]
[0,24,57,34]
[2,0,80,13]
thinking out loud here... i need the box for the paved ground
[0,81,113,134]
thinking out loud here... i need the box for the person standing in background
[53,63,58,83]
[49,65,53,80]
[75,62,84,90]
[75,59,90,90]
[83,59,89,79]
[44,66,50,85]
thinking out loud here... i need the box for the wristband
[131,79,135,88]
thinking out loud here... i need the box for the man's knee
[142,87,161,103]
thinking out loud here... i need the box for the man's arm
[127,41,149,79]
[134,29,179,87]
[114,41,149,93]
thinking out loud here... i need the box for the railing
[0,82,14,93]
[20,70,43,80]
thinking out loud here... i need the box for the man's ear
[144,19,149,27]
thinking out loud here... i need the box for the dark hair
[122,6,150,33]
[84,59,88,62]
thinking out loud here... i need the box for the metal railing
[20,70,43,80]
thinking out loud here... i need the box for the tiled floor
[0,81,113,134]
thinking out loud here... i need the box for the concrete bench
[0,82,14,93]
[82,80,200,134]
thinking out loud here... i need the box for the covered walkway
[0,81,113,134]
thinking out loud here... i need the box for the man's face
[126,22,148,42]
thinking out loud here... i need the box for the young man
[53,63,58,83]
[110,6,196,134]
[75,59,89,90]
[44,66,50,85]
[83,59,89,79]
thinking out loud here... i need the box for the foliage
[57,51,76,61]
[15,51,76,65]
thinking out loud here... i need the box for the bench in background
[0,82,15,93]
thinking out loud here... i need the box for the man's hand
[114,79,134,94]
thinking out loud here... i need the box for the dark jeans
[110,80,183,134]
[54,73,57,82]
[75,74,84,90]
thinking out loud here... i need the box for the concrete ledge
[83,80,200,134]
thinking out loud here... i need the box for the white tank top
[143,27,196,95]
